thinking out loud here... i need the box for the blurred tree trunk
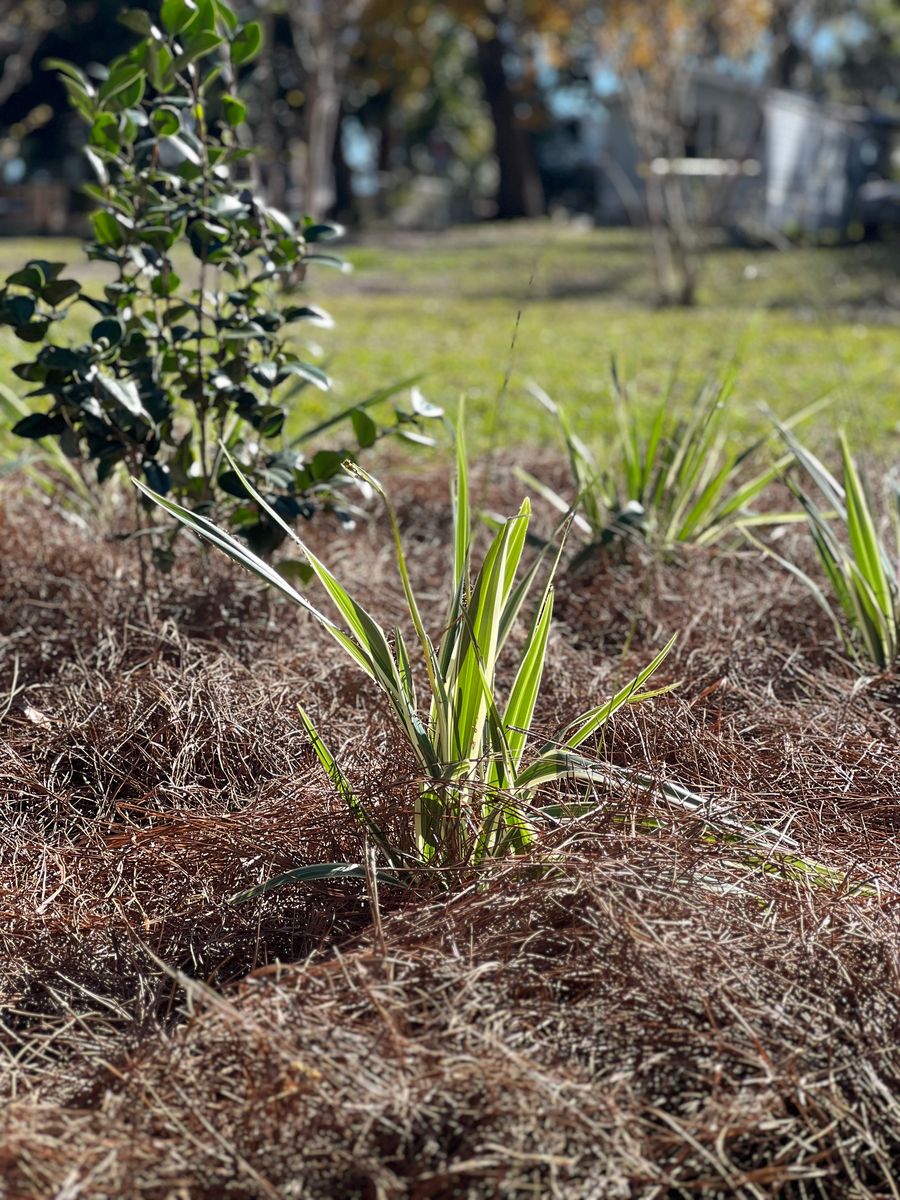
[373,90,393,217]
[255,6,288,209]
[598,0,793,306]
[766,0,861,90]
[475,23,544,220]
[622,73,700,307]
[287,0,367,218]
[767,3,803,88]
[331,105,359,225]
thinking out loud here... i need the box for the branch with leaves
[0,0,439,571]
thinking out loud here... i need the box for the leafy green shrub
[0,0,436,566]
[763,429,899,669]
[136,419,676,893]
[523,370,802,558]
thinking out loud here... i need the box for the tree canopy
[0,0,896,222]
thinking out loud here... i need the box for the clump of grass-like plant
[135,421,675,895]
[524,368,804,558]
[762,429,899,670]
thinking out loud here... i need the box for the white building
[591,72,900,237]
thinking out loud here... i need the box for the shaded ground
[2,461,900,1198]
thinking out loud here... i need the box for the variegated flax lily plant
[135,420,675,896]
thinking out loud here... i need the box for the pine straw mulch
[1,465,900,1199]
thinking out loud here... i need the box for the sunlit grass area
[328,225,900,452]
[2,223,899,460]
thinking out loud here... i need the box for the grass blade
[230,862,406,904]
[453,402,470,594]
[504,586,554,773]
[297,703,401,865]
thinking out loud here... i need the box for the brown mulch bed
[1,466,899,1199]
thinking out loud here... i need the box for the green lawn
[2,223,899,461]
[324,225,900,454]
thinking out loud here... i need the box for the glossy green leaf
[212,0,238,31]
[1,295,36,325]
[304,221,345,242]
[15,320,50,343]
[151,105,181,136]
[230,20,262,64]
[255,406,285,437]
[410,386,443,419]
[146,42,175,90]
[161,134,201,166]
[92,317,126,348]
[43,58,92,89]
[160,0,198,35]
[279,362,330,392]
[351,408,377,449]
[174,30,224,70]
[12,412,66,439]
[7,265,45,291]
[221,93,246,126]
[118,8,154,35]
[151,270,181,298]
[282,303,333,328]
[306,253,350,272]
[95,373,150,421]
[92,210,125,248]
[98,61,146,105]
[84,148,108,186]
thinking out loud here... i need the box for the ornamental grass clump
[136,421,675,893]
[766,429,899,670]
[524,368,804,557]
